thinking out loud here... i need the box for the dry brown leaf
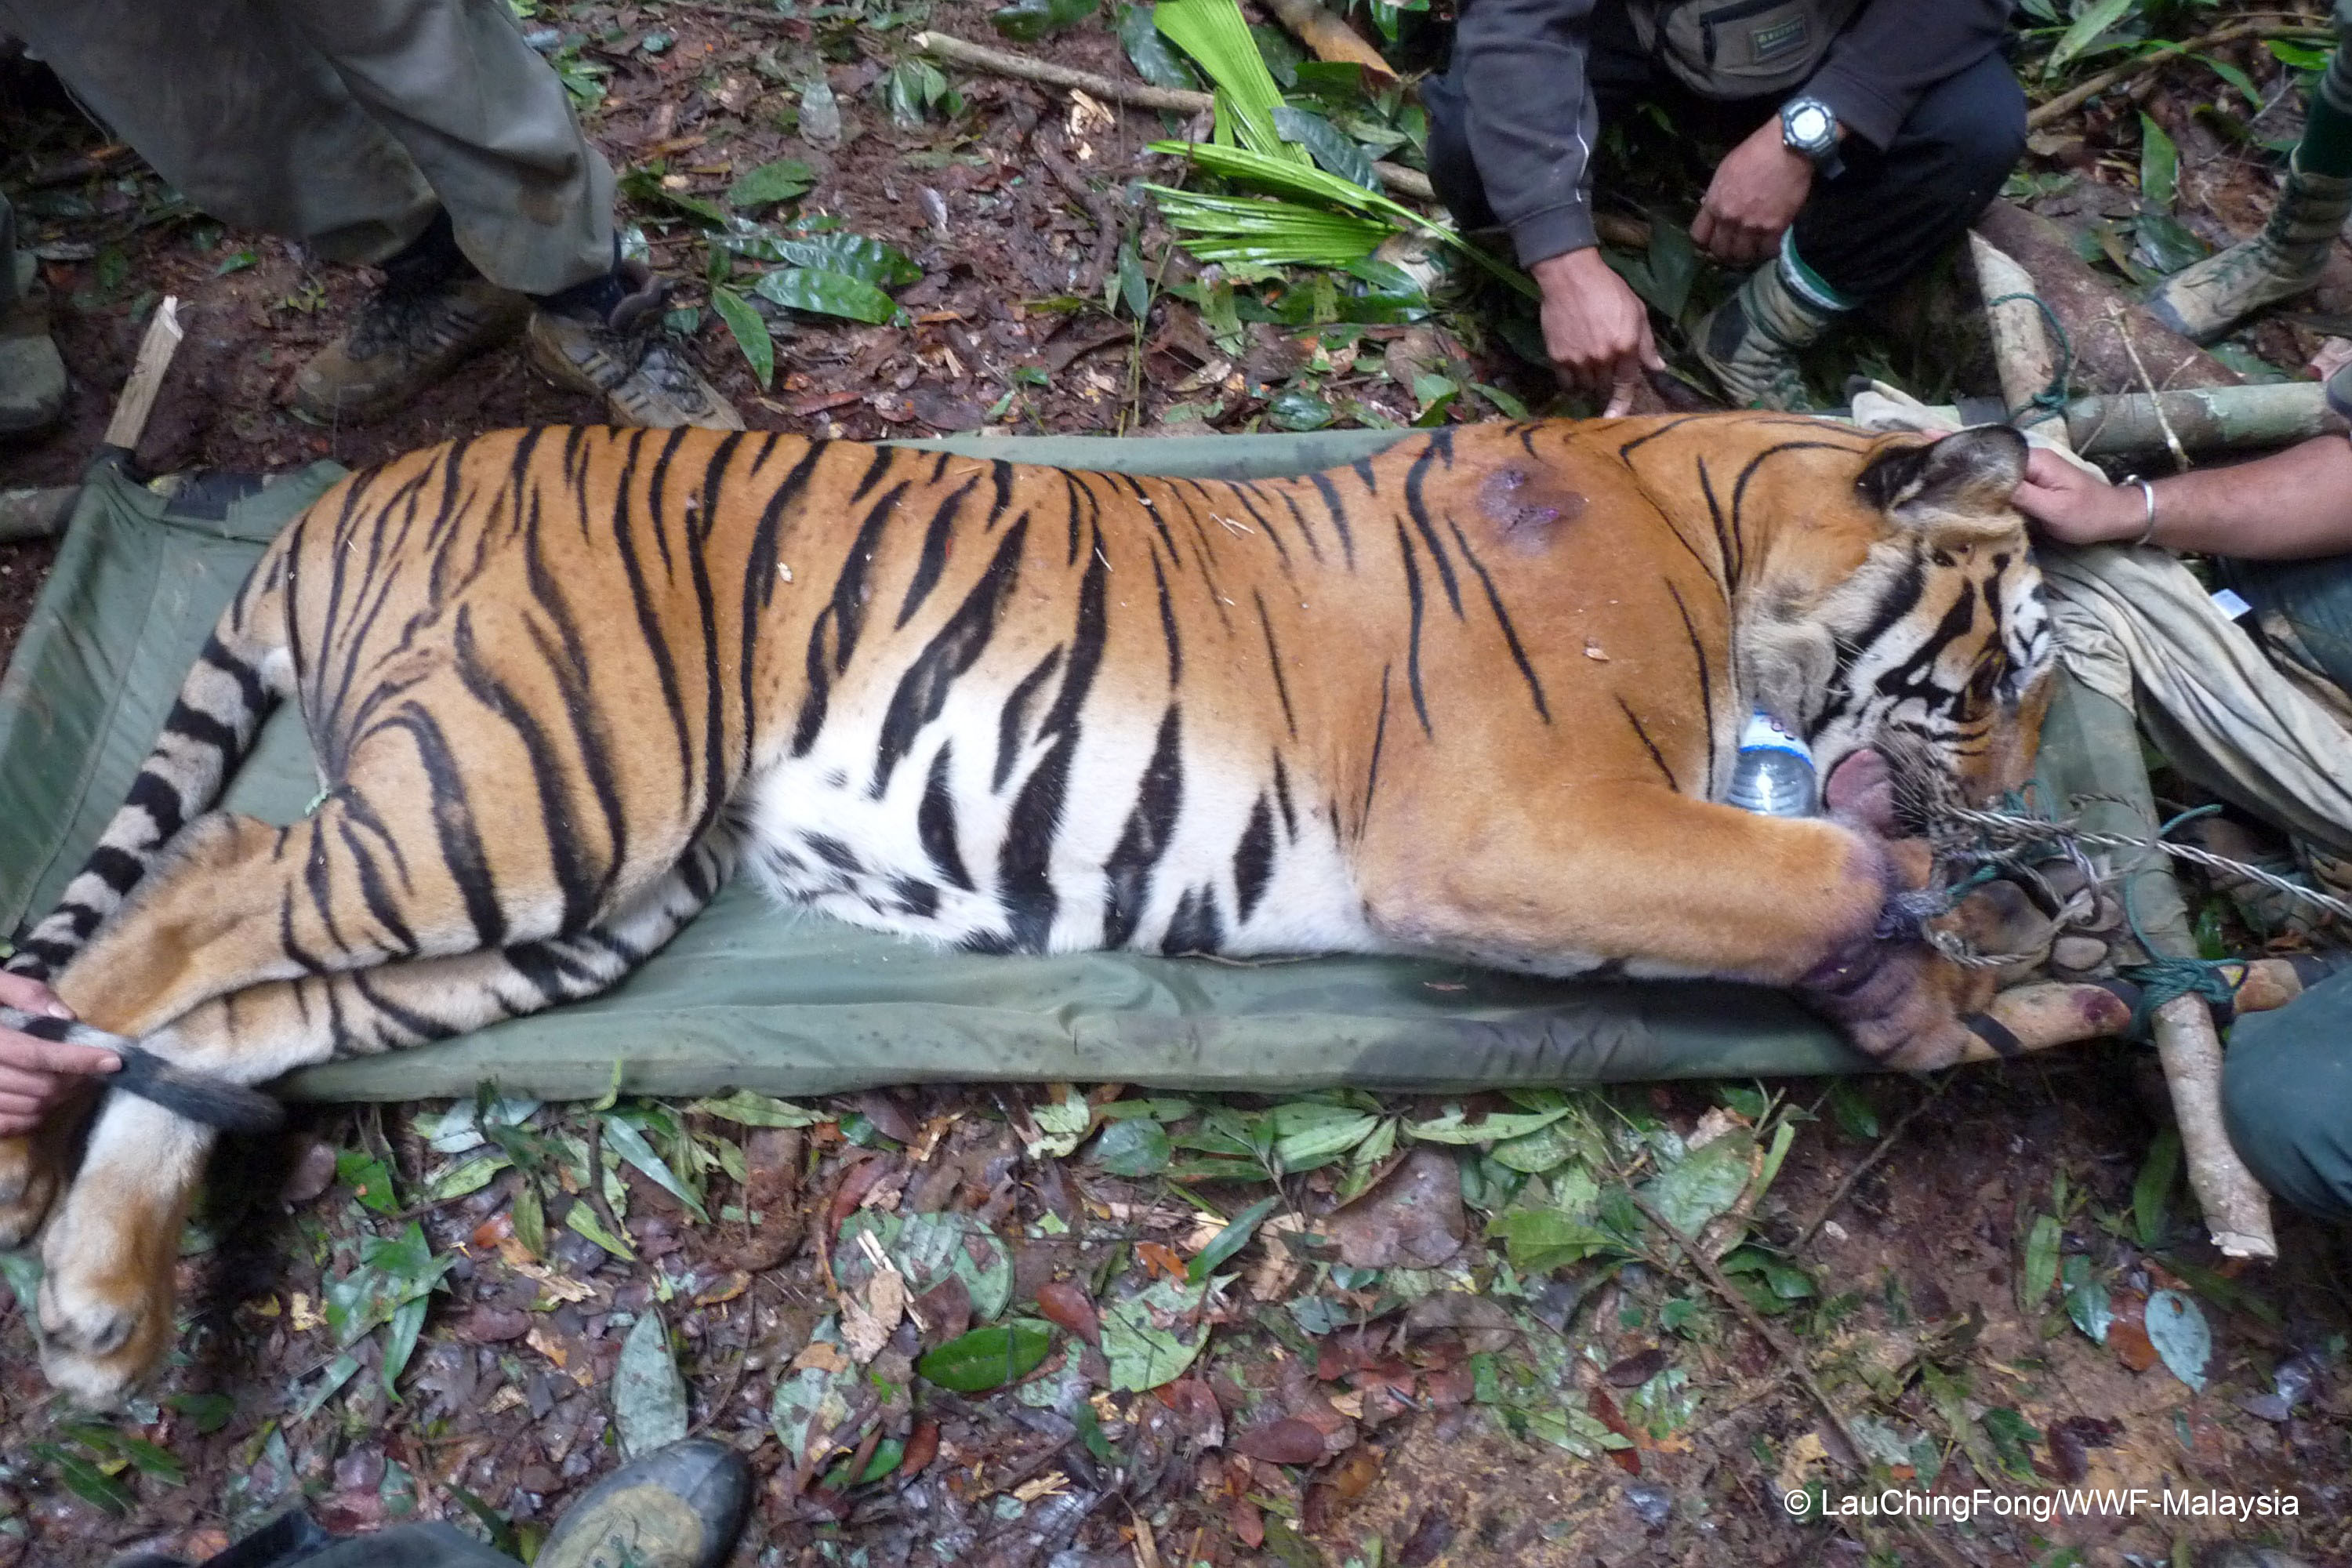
[524,1326,569,1369]
[1249,1213,1309,1301]
[793,1340,851,1374]
[1012,1472,1070,1502]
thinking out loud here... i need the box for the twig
[1795,1076,1951,1249]
[909,30,1436,202]
[1034,130,1121,301]
[2028,21,2334,131]
[2110,305,2190,474]
[1628,1192,1970,1568]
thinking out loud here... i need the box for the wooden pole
[1970,234,2074,452]
[102,296,183,453]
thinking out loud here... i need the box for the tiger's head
[1736,425,2053,810]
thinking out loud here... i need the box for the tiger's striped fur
[1,414,2049,1401]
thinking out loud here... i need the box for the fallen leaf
[288,1293,325,1334]
[1036,1280,1102,1347]
[525,1325,570,1369]
[1157,1377,1224,1447]
[454,1306,532,1344]
[1587,1385,1642,1475]
[1403,1293,1516,1356]
[614,1308,691,1459]
[913,1274,973,1346]
[1229,1494,1265,1549]
[1248,1213,1308,1301]
[1137,1241,1188,1280]
[1232,1418,1327,1467]
[2107,1291,2161,1373]
[692,1270,750,1308]
[793,1340,851,1374]
[901,1419,940,1478]
[1323,1148,1465,1270]
[1011,1472,1069,1503]
[1605,1347,1670,1388]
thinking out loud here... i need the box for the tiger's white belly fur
[742,692,1388,960]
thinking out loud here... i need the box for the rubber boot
[532,1437,750,1568]
[1690,243,1844,411]
[2144,151,2352,343]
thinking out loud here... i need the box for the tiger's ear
[1855,426,2029,539]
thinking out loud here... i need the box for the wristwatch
[1780,96,1845,181]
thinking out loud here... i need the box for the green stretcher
[0,433,2175,1102]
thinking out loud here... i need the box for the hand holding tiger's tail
[0,972,116,1136]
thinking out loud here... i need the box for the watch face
[1786,103,1831,147]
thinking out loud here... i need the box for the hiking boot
[534,1437,750,1568]
[2145,153,2352,342]
[1,253,67,438]
[292,269,530,424]
[1691,245,1843,411]
[527,261,744,430]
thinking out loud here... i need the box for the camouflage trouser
[0,0,615,295]
[2218,543,2352,1224]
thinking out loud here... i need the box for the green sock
[2299,50,2352,177]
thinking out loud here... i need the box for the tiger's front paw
[0,1133,62,1250]
[35,1184,180,1406]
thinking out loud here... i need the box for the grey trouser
[0,0,615,294]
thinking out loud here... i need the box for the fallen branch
[1972,234,2074,446]
[2150,995,2277,1258]
[909,31,1436,202]
[2029,21,2333,131]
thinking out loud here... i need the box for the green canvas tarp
[0,433,2147,1102]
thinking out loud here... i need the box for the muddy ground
[4,3,2352,1566]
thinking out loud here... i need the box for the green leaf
[1267,388,1336,432]
[602,1112,711,1221]
[1116,237,1151,320]
[916,1319,1056,1392]
[167,1392,236,1436]
[729,230,922,285]
[1026,1087,1095,1159]
[1980,1406,2042,1478]
[213,249,258,277]
[2268,38,2332,71]
[1269,1100,1380,1169]
[423,1152,510,1203]
[1486,1207,1620,1274]
[336,1147,401,1215]
[1472,382,1530,419]
[1827,1080,1878,1142]
[445,1483,521,1559]
[619,166,730,228]
[1189,1194,1279,1283]
[2063,1258,2112,1345]
[2198,54,2261,108]
[770,1323,860,1464]
[30,1443,134,1515]
[564,1200,638,1261]
[1639,1134,1752,1239]
[1487,1120,1581,1174]
[382,1294,428,1395]
[0,1249,41,1312]
[1644,214,1697,320]
[615,1308,691,1457]
[512,1181,548,1258]
[991,0,1094,42]
[692,1089,826,1127]
[1118,4,1202,92]
[2133,1127,2180,1248]
[752,267,898,325]
[1271,105,1377,191]
[2020,1213,2061,1312]
[1147,188,1393,268]
[1102,1276,1211,1390]
[1155,0,1309,165]
[1093,1116,1174,1177]
[1408,1102,1573,1145]
[2138,113,2178,213]
[2044,0,2132,77]
[2145,1288,2211,1392]
[727,158,817,209]
[2135,212,2211,274]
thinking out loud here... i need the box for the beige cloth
[2,0,615,294]
[1849,383,2352,858]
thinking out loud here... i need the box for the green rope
[1983,290,2074,428]
[2116,805,2237,1038]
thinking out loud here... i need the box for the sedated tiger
[2,412,2051,1400]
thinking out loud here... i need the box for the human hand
[1692,119,1815,267]
[1530,248,1664,416]
[2308,336,2352,383]
[0,971,115,1137]
[2009,447,2147,546]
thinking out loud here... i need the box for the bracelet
[2125,475,2158,547]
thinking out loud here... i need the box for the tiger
[0,412,2052,1401]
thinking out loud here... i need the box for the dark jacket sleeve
[1807,0,2015,149]
[1450,0,1603,267]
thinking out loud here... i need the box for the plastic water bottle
[1726,710,1818,817]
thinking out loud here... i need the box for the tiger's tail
[6,545,296,982]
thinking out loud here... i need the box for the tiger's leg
[1361,756,1978,1067]
[31,835,733,1406]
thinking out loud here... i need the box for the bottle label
[1736,709,1813,762]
